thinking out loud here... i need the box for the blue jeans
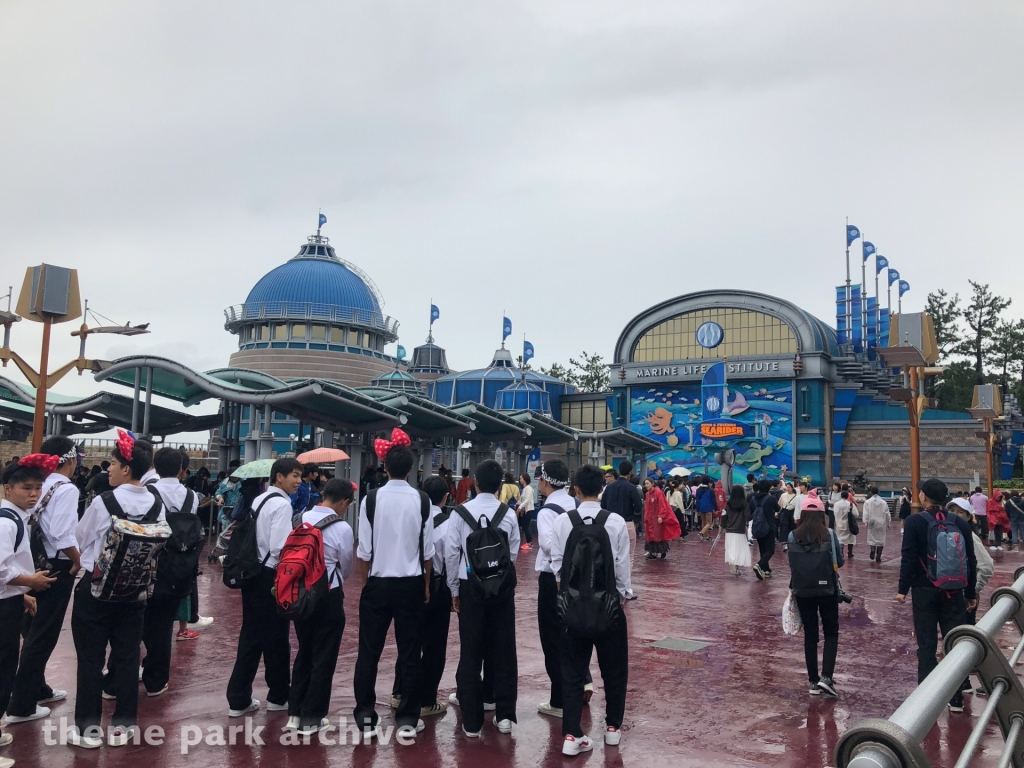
[1011,514,1024,547]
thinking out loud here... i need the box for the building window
[310,324,326,340]
[254,324,267,341]
[632,308,797,362]
[273,324,288,341]
[291,323,308,339]
[349,329,361,346]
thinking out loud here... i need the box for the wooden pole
[30,317,52,452]
[909,366,922,511]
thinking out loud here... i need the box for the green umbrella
[231,459,275,479]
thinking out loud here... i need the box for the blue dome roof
[246,258,381,315]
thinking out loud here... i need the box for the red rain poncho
[644,487,682,543]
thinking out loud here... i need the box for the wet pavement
[5,531,1023,767]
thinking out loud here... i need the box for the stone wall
[839,421,989,492]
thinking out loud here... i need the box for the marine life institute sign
[625,358,796,383]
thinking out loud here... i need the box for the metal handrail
[836,567,1024,768]
[222,302,400,335]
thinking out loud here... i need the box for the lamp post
[969,384,1003,499]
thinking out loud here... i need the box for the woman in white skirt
[722,485,752,575]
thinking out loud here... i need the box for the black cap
[917,478,949,504]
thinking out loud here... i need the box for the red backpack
[273,514,341,620]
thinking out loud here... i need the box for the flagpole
[845,217,852,348]
[317,208,321,238]
[861,240,868,352]
[887,280,892,315]
[874,259,880,350]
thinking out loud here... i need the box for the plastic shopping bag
[782,591,802,636]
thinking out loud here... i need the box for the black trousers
[538,572,565,708]
[0,595,26,739]
[393,580,452,708]
[139,592,182,693]
[71,575,146,730]
[8,559,75,715]
[353,576,425,729]
[519,514,532,544]
[795,594,839,683]
[456,578,517,733]
[289,587,345,728]
[756,533,775,573]
[189,576,200,623]
[225,567,291,710]
[561,614,628,738]
[912,586,967,691]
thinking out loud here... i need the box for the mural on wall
[630,380,795,483]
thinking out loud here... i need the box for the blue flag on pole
[430,304,440,323]
[318,213,327,228]
[875,255,889,273]
[899,280,911,296]
[888,268,900,285]
[397,345,407,360]
[523,341,535,362]
[847,224,861,246]
[862,241,875,261]
[503,316,512,340]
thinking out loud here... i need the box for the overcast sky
[2,1,1023,426]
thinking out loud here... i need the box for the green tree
[538,362,570,381]
[957,281,1011,383]
[933,360,978,413]
[567,351,610,393]
[514,355,532,371]
[924,289,962,361]
[991,318,1024,398]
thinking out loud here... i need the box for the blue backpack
[921,510,969,591]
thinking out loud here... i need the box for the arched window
[632,308,797,362]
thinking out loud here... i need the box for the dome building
[223,231,403,388]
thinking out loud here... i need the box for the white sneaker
[538,701,563,718]
[283,716,299,731]
[38,690,67,704]
[448,693,460,707]
[605,727,621,746]
[147,684,168,697]
[3,706,49,724]
[420,701,447,717]
[390,694,402,708]
[396,720,425,739]
[0,755,12,768]
[266,701,289,712]
[562,734,594,756]
[583,682,594,704]
[493,717,513,733]
[448,692,494,710]
[229,699,260,717]
[296,718,329,736]
[188,616,214,629]
[67,729,103,749]
[108,725,138,747]
[101,691,116,700]
[0,733,11,747]
[462,727,481,738]
[138,666,143,682]
[484,701,496,711]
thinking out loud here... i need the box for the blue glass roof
[246,257,382,315]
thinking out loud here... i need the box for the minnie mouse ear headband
[115,429,136,463]
[374,428,412,462]
[18,454,61,475]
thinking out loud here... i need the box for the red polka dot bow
[18,454,60,474]
[374,428,412,462]
[116,429,136,462]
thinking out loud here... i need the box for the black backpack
[222,495,275,589]
[430,509,451,593]
[454,502,516,599]
[0,508,25,552]
[364,488,431,574]
[557,509,621,639]
[750,495,770,540]
[788,534,836,597]
[27,481,72,571]
[149,486,203,599]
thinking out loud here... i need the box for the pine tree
[991,318,1024,398]
[924,289,962,361]
[956,281,1011,384]
[567,351,610,393]
[538,362,570,381]
[933,360,978,412]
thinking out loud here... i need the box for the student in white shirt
[446,459,520,738]
[125,447,199,697]
[225,457,303,718]
[551,464,631,756]
[391,475,452,718]
[287,478,354,736]
[7,438,81,723]
[0,457,58,768]
[70,433,164,749]
[353,429,433,740]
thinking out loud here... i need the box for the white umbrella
[668,466,692,478]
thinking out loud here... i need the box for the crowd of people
[0,431,1017,765]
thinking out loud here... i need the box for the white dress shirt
[445,492,520,597]
[356,480,436,579]
[148,477,200,515]
[550,501,632,600]
[37,472,80,560]
[77,484,167,573]
[301,506,354,589]
[140,469,159,486]
[253,487,294,569]
[0,500,34,598]
[430,505,449,577]
[535,488,575,574]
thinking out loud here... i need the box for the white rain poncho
[862,495,890,548]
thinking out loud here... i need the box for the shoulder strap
[100,491,127,520]
[143,477,158,486]
[0,509,24,551]
[455,504,479,531]
[365,489,377,527]
[418,491,430,573]
[33,480,70,516]
[143,494,164,522]
[541,503,567,516]
[567,509,585,529]
[491,503,510,530]
[252,494,276,520]
[595,509,612,527]
[314,514,343,530]
[184,489,196,514]
[433,510,450,528]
